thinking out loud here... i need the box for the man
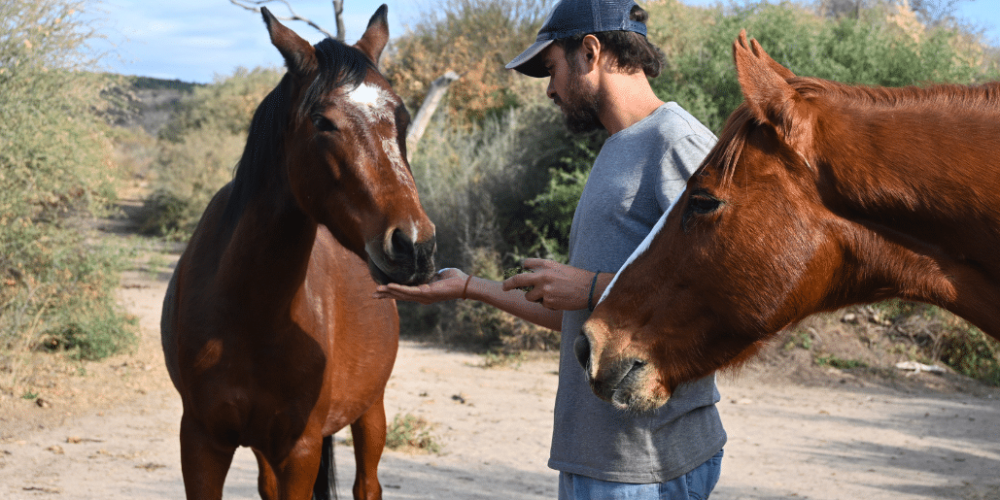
[374,0,726,498]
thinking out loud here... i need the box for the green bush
[648,0,999,132]
[1,0,135,372]
[938,326,1000,386]
[142,67,281,236]
[385,413,440,453]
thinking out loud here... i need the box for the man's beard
[558,70,603,134]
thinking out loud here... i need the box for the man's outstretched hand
[372,267,469,305]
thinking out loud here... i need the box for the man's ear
[580,34,602,71]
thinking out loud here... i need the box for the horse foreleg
[350,395,387,500]
[179,415,237,500]
[253,448,279,500]
[269,431,325,500]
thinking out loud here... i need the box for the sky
[86,0,1000,84]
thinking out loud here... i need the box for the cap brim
[505,39,554,78]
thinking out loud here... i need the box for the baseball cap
[506,0,648,78]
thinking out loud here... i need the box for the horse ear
[262,7,317,77]
[355,4,389,64]
[733,30,798,133]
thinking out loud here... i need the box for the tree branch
[229,0,334,39]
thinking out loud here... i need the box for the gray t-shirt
[550,102,726,483]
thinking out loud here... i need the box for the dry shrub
[383,0,552,124]
[1,0,137,394]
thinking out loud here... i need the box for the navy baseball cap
[506,0,648,78]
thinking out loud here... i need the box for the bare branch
[229,0,334,39]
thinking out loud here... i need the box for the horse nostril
[389,228,415,260]
[574,334,591,371]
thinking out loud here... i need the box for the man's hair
[554,5,664,78]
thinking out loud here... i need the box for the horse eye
[688,192,722,214]
[311,114,337,133]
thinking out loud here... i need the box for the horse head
[579,31,862,412]
[262,6,436,286]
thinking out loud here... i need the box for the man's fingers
[503,271,541,292]
[522,258,554,270]
[502,273,526,291]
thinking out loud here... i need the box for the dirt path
[1,251,998,499]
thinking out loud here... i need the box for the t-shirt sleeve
[656,132,716,212]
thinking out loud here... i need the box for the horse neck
[815,89,1000,236]
[813,88,1000,329]
[217,162,319,314]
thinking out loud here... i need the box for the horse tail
[312,434,338,500]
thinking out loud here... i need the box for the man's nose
[546,78,556,100]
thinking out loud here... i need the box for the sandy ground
[1,251,999,500]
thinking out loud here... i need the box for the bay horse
[160,6,435,500]
[579,30,1000,412]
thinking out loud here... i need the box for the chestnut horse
[160,6,435,500]
[579,30,1000,412]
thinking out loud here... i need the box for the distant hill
[98,74,203,136]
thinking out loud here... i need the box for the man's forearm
[464,276,564,331]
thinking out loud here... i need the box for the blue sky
[87,0,1000,84]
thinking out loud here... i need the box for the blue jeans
[558,449,724,500]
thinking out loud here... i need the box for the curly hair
[555,5,664,78]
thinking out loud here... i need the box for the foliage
[385,413,440,453]
[157,67,280,143]
[383,0,553,124]
[142,67,282,237]
[1,0,135,373]
[397,102,574,348]
[648,0,999,132]
[524,137,599,262]
[815,354,868,369]
[938,326,1000,386]
[864,300,1000,385]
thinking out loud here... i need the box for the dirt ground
[1,246,999,500]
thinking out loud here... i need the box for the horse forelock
[300,38,377,118]
[703,105,754,191]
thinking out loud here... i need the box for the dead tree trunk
[332,0,345,41]
[406,71,461,162]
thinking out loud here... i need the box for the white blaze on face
[346,82,413,187]
[598,191,685,305]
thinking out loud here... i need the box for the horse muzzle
[366,228,436,286]
[578,322,668,413]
